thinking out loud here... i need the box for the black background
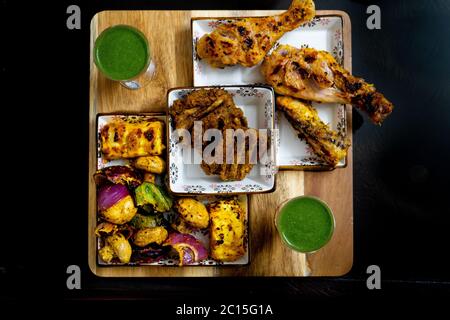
[2,0,450,309]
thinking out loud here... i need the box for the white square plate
[167,86,276,194]
[192,16,347,169]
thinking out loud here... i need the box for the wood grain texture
[89,10,352,277]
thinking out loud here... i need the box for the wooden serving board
[89,10,353,277]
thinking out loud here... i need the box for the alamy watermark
[66,265,81,290]
[66,5,81,30]
[366,5,381,30]
[366,265,381,289]
[171,123,278,175]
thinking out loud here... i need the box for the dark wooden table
[2,0,450,306]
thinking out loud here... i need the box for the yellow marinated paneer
[208,199,246,261]
[100,118,165,160]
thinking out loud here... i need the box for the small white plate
[192,16,347,169]
[167,86,276,195]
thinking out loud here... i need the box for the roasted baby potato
[106,233,132,263]
[208,199,246,261]
[133,227,168,247]
[101,195,137,225]
[98,245,115,263]
[133,156,166,174]
[175,198,209,229]
[100,118,165,160]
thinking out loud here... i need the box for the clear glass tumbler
[94,25,156,90]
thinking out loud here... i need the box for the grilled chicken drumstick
[196,0,315,68]
[262,45,393,124]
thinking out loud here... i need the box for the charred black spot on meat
[206,37,215,48]
[237,26,247,36]
[345,80,362,93]
[243,37,254,49]
[271,65,282,75]
[145,129,154,141]
[363,93,376,113]
[304,55,316,63]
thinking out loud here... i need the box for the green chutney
[94,25,150,81]
[277,196,334,253]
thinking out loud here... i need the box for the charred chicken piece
[262,45,393,124]
[196,0,315,68]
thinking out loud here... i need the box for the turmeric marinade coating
[208,199,246,262]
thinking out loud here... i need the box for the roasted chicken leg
[196,0,315,68]
[262,45,394,124]
[277,96,350,166]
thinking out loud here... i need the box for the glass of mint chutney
[94,25,156,89]
[275,196,335,253]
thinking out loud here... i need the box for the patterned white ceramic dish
[167,86,276,195]
[192,16,347,169]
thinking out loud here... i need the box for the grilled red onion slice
[164,233,208,266]
[97,184,130,212]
